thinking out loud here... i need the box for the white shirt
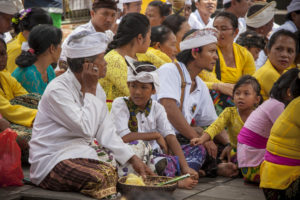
[188,10,213,30]
[272,20,298,35]
[111,97,175,150]
[29,70,134,185]
[59,21,114,66]
[157,62,217,133]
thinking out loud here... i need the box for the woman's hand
[190,132,211,146]
[220,144,232,162]
[214,83,234,96]
[203,141,218,159]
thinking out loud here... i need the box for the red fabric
[0,128,24,187]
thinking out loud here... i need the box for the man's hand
[156,134,168,154]
[81,62,99,95]
[129,155,155,178]
[203,141,218,159]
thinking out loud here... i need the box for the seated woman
[254,29,297,101]
[237,68,299,184]
[260,73,300,199]
[0,38,38,162]
[100,13,165,106]
[145,1,171,27]
[158,28,238,177]
[148,25,177,64]
[6,8,53,73]
[191,75,262,164]
[111,60,200,189]
[29,31,153,200]
[199,12,256,113]
[12,25,61,95]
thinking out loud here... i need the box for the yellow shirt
[199,43,256,88]
[205,107,244,148]
[6,33,26,73]
[146,47,172,65]
[100,49,165,102]
[253,59,280,101]
[260,96,300,190]
[0,71,37,127]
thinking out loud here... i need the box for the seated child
[191,75,262,165]
[237,68,299,184]
[111,60,200,189]
[260,72,300,199]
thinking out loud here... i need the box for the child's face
[128,81,155,109]
[233,84,260,111]
[0,42,7,71]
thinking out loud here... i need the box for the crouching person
[29,31,154,199]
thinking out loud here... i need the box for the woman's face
[0,42,7,71]
[158,32,178,61]
[51,42,62,63]
[176,21,191,51]
[139,28,151,53]
[268,35,296,74]
[213,16,237,48]
[146,6,163,27]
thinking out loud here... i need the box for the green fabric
[50,13,62,28]
[123,98,152,132]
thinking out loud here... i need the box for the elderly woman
[253,29,298,101]
[157,28,239,178]
[29,31,154,199]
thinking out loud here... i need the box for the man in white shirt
[29,31,153,199]
[59,0,117,70]
[0,0,23,42]
[188,0,217,29]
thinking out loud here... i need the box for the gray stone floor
[0,165,265,200]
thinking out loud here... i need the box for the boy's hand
[156,134,168,154]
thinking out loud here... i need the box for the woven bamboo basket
[117,176,177,196]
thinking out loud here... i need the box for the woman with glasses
[199,12,256,113]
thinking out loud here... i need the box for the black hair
[106,13,150,53]
[270,68,300,105]
[223,0,241,9]
[290,71,300,100]
[214,11,238,30]
[233,75,263,105]
[150,25,173,47]
[162,14,187,35]
[236,30,266,49]
[12,8,53,35]
[176,29,203,66]
[67,55,98,73]
[15,24,62,68]
[148,1,172,17]
[0,38,7,50]
[92,0,117,11]
[267,29,298,53]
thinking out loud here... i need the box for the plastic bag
[0,128,24,187]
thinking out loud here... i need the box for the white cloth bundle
[287,0,300,14]
[245,1,276,28]
[180,28,218,51]
[65,31,108,59]
[0,0,23,15]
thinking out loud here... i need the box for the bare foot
[217,162,239,177]
[178,177,198,189]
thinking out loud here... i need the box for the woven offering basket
[117,175,177,195]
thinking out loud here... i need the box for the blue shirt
[12,64,56,95]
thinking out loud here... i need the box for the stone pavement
[0,164,265,200]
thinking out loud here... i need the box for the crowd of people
[0,0,300,199]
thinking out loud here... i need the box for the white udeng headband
[245,1,276,28]
[179,28,219,51]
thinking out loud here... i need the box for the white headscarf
[287,0,300,14]
[245,1,276,28]
[65,31,108,59]
[121,0,141,3]
[223,0,231,5]
[0,0,23,15]
[180,28,219,51]
[125,56,160,92]
[185,0,192,6]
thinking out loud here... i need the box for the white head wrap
[245,1,276,28]
[125,56,160,92]
[121,0,141,3]
[223,0,231,5]
[180,28,219,51]
[287,0,300,14]
[65,31,108,59]
[185,0,192,6]
[0,0,23,15]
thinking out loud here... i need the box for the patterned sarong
[241,166,260,183]
[210,90,234,115]
[39,158,118,199]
